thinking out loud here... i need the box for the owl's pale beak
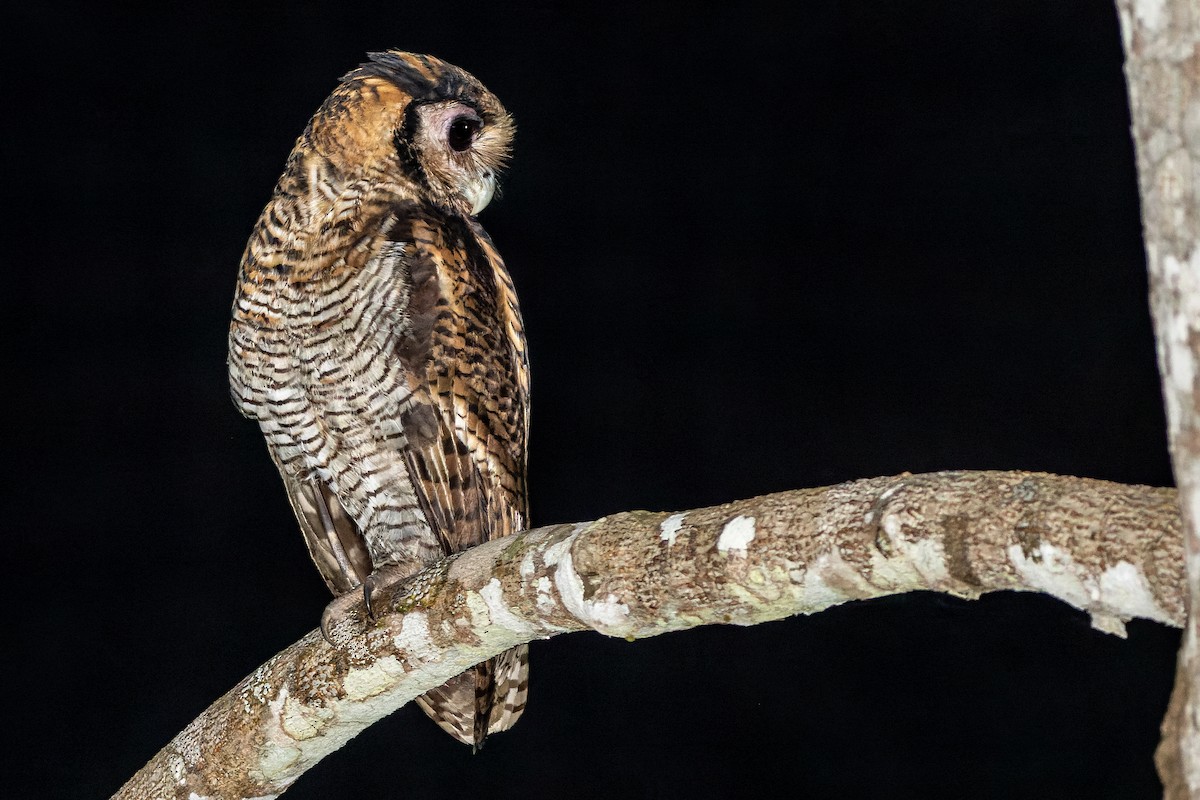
[463,172,496,216]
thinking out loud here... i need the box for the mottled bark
[114,471,1183,800]
[1115,1,1200,796]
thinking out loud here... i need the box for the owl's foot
[319,569,407,645]
[319,582,376,646]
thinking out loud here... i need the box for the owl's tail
[414,644,529,749]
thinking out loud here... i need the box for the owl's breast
[230,236,417,423]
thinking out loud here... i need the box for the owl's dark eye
[447,115,482,152]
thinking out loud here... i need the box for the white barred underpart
[230,238,436,567]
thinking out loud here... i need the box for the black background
[11,2,1182,799]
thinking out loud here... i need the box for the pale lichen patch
[718,515,756,556]
[1090,613,1129,638]
[792,551,858,610]
[552,547,588,622]
[464,590,493,629]
[660,513,686,547]
[905,536,951,586]
[876,510,951,588]
[481,577,537,636]
[170,755,188,783]
[798,549,882,609]
[343,655,405,701]
[1004,543,1164,634]
[254,740,301,783]
[280,696,333,740]
[1097,560,1175,626]
[587,593,630,626]
[867,546,928,592]
[543,536,575,568]
[1007,542,1093,610]
[794,568,850,611]
[393,612,439,663]
[1158,248,1200,435]
[731,566,789,608]
[1133,0,1166,31]
[725,583,769,616]
[535,575,556,613]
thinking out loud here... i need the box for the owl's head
[306,50,514,217]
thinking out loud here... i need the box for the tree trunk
[1114,1,1200,796]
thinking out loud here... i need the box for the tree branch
[114,470,1183,800]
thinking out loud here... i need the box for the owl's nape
[228,50,530,749]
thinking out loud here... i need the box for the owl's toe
[363,572,383,622]
[319,568,407,645]
[320,590,368,646]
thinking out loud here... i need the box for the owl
[228,50,529,748]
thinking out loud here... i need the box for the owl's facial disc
[440,109,495,213]
[400,102,499,215]
[408,99,510,217]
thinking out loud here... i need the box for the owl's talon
[319,606,338,646]
[363,574,379,622]
[319,590,369,646]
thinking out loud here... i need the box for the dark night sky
[10,2,1182,798]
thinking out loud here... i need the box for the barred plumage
[228,51,529,747]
